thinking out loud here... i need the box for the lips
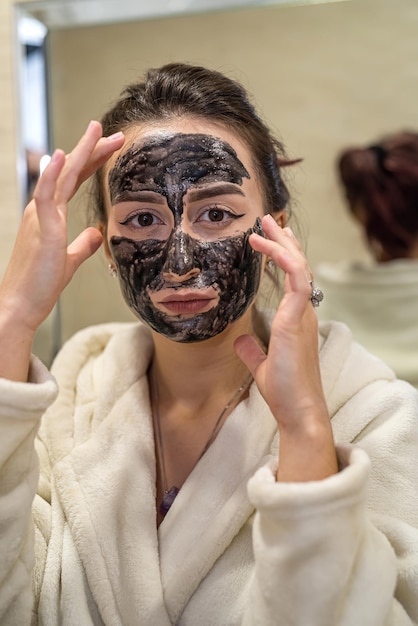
[150,287,219,315]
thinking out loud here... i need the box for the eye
[136,213,155,227]
[197,205,244,225]
[119,211,162,229]
[208,208,226,222]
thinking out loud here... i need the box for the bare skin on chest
[150,328,255,527]
[153,384,250,527]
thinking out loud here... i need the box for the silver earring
[267,259,275,270]
[108,264,118,278]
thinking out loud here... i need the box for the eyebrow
[187,183,245,202]
[112,183,245,205]
[112,191,166,204]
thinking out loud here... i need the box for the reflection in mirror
[15,14,49,206]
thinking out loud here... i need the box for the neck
[148,312,257,523]
[149,311,256,408]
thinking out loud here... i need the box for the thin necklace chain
[151,370,253,497]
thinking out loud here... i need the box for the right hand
[0,121,125,336]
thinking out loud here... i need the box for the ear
[270,210,287,228]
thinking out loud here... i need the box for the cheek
[110,237,166,280]
[109,219,263,294]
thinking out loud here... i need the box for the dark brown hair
[338,130,418,259]
[92,62,294,224]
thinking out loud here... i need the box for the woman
[316,131,418,388]
[0,63,417,625]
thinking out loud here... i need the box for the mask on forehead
[108,133,264,342]
[108,132,250,214]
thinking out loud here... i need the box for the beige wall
[3,0,418,356]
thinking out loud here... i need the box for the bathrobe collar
[42,316,395,623]
[44,322,278,624]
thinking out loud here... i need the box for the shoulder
[50,321,153,386]
[40,322,155,460]
[54,321,139,356]
[315,260,369,285]
[316,258,418,288]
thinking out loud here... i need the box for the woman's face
[104,118,266,342]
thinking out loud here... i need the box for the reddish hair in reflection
[338,131,418,260]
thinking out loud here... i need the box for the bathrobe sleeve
[245,379,418,626]
[0,357,58,626]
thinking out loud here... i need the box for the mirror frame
[15,0,345,29]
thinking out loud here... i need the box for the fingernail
[50,150,60,164]
[50,149,65,165]
[107,131,124,142]
[87,120,97,132]
[265,213,277,225]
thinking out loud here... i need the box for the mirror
[13,0,417,365]
[14,0,348,209]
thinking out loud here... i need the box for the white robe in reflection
[316,258,418,388]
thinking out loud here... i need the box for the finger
[32,149,67,228]
[55,120,104,205]
[65,227,103,285]
[250,231,310,295]
[32,149,66,206]
[251,216,299,260]
[234,334,266,379]
[261,215,304,257]
[75,131,125,189]
[282,226,304,254]
[283,234,315,285]
[252,218,314,320]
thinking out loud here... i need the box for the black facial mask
[108,133,264,342]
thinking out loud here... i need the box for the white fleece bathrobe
[316,258,418,388]
[0,318,417,625]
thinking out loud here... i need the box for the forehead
[109,133,251,198]
[105,117,256,180]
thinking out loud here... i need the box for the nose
[161,229,201,282]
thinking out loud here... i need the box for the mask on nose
[108,132,264,342]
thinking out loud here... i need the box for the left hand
[235,214,338,481]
